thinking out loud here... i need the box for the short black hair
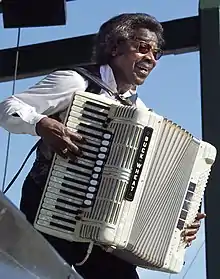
[94,13,164,65]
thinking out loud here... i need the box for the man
[0,13,205,279]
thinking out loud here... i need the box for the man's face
[111,28,161,86]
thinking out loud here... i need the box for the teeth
[139,67,147,72]
[138,66,148,71]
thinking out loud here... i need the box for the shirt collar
[99,64,137,98]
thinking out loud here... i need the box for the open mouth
[135,65,149,77]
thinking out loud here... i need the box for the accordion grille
[80,107,159,237]
[127,120,199,267]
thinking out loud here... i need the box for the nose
[140,52,157,68]
[145,50,157,66]
[139,48,157,68]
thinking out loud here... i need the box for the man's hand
[184,213,206,247]
[36,117,84,161]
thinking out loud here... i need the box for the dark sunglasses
[132,40,163,61]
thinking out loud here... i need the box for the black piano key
[50,222,75,232]
[66,167,91,177]
[83,106,109,117]
[78,129,103,140]
[82,113,106,124]
[55,205,80,215]
[85,101,110,111]
[79,122,107,134]
[68,161,94,171]
[60,189,86,200]
[57,198,81,208]
[79,147,99,155]
[52,215,76,225]
[61,182,89,194]
[82,154,96,161]
[81,140,100,148]
[64,176,90,187]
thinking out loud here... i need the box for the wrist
[35,115,48,136]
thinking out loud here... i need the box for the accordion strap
[74,67,115,97]
[73,66,133,106]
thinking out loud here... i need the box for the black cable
[1,28,21,193]
[181,241,205,279]
[3,141,40,194]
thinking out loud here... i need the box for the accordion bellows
[34,91,216,273]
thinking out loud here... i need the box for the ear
[111,45,118,57]
[111,42,125,57]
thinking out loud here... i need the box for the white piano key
[50,176,88,191]
[43,198,80,211]
[53,166,90,182]
[40,208,77,221]
[45,192,83,206]
[48,182,87,197]
[37,219,75,235]
[48,183,86,199]
[55,159,92,175]
[38,214,76,230]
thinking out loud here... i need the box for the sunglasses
[131,40,163,61]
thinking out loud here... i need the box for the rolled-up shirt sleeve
[0,70,88,136]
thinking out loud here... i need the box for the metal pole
[199,1,220,279]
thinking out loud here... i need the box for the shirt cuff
[13,108,48,136]
[30,114,48,136]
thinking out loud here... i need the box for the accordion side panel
[163,140,217,273]
[114,126,216,273]
[112,120,192,266]
[126,121,197,263]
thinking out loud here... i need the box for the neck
[117,80,132,94]
[109,64,133,94]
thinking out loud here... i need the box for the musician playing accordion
[0,13,205,279]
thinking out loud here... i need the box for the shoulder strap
[73,66,132,106]
[73,66,115,97]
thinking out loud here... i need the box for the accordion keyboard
[35,98,113,239]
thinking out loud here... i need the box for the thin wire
[3,141,40,194]
[1,28,21,192]
[168,240,205,279]
[181,241,205,279]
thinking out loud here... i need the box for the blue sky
[0,1,206,278]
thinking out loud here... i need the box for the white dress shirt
[0,65,146,136]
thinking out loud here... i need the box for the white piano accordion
[34,91,216,273]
